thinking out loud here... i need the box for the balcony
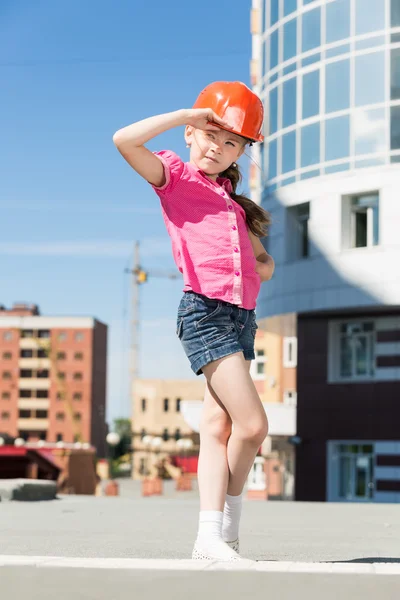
[18,379,50,390]
[17,418,49,431]
[19,358,51,369]
[18,399,50,410]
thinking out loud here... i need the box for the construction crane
[124,241,181,390]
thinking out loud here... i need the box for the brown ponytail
[219,163,271,238]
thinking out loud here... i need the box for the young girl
[113,81,274,562]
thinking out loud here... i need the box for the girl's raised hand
[185,108,229,131]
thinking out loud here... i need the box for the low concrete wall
[0,479,57,502]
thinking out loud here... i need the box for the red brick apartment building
[0,303,107,456]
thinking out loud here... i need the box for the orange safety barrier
[176,473,192,491]
[152,477,163,495]
[104,480,119,496]
[142,477,163,496]
[141,477,153,496]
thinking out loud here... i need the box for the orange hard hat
[193,81,264,143]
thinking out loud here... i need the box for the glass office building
[257,0,400,192]
[251,1,400,503]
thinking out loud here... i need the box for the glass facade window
[301,169,320,180]
[282,131,296,173]
[270,29,279,70]
[325,59,350,113]
[284,19,297,62]
[282,78,297,128]
[282,176,296,186]
[392,0,400,27]
[301,122,320,167]
[284,0,297,17]
[325,162,349,174]
[355,36,385,51]
[302,69,320,119]
[355,0,385,35]
[302,8,321,53]
[390,105,400,149]
[269,87,278,135]
[326,44,350,59]
[391,48,400,100]
[325,116,350,161]
[271,0,279,27]
[326,0,350,44]
[283,63,297,75]
[356,157,385,169]
[302,53,320,67]
[355,52,385,107]
[268,139,278,179]
[354,108,385,156]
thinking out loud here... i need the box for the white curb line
[0,555,400,574]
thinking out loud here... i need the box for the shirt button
[228,205,233,210]
[231,225,237,230]
[234,247,239,253]
[235,271,240,276]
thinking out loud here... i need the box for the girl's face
[185,126,246,179]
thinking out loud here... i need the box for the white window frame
[251,349,267,380]
[342,192,380,250]
[283,337,298,367]
[328,319,376,383]
[287,202,310,261]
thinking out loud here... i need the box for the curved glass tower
[251,0,400,317]
[251,1,400,504]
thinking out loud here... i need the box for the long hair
[219,162,271,238]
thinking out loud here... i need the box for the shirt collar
[216,176,233,195]
[187,161,233,196]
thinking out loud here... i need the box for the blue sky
[0,0,253,424]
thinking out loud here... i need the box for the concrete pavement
[1,478,400,599]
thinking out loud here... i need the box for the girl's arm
[248,230,275,282]
[113,109,228,187]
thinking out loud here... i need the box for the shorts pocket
[195,302,222,327]
[195,305,235,346]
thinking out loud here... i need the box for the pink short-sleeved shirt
[151,150,261,310]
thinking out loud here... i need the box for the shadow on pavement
[329,557,400,564]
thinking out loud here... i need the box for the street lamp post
[150,436,163,495]
[106,432,121,479]
[105,432,121,496]
[141,435,153,477]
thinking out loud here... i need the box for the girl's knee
[236,415,269,445]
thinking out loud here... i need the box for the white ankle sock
[222,493,243,542]
[196,510,240,560]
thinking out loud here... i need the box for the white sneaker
[192,540,242,561]
[226,538,240,553]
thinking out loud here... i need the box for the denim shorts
[176,291,258,376]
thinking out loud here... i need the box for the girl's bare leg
[201,352,269,498]
[197,381,232,511]
[194,352,268,559]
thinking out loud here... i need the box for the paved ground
[1,478,400,599]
